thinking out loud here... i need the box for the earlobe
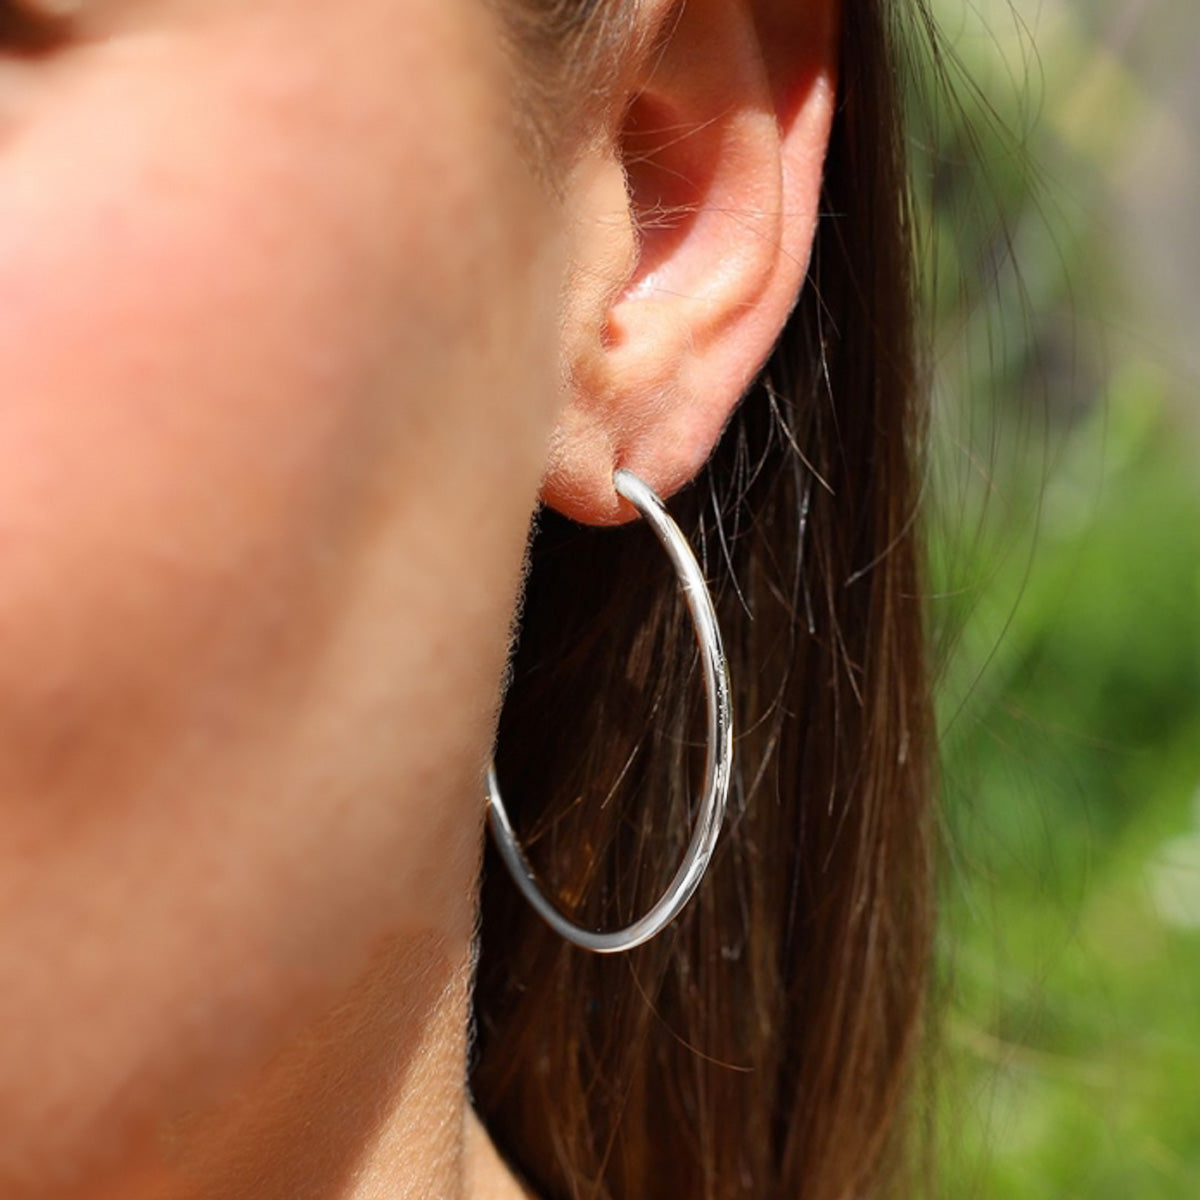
[541,0,839,526]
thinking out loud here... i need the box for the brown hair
[474,3,935,1198]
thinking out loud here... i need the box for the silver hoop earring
[486,467,733,954]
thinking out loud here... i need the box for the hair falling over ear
[474,2,936,1198]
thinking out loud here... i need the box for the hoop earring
[487,467,733,955]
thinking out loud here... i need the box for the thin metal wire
[486,468,734,954]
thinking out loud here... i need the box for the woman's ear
[542,0,839,525]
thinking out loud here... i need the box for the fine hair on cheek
[491,0,642,172]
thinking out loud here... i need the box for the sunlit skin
[0,0,837,1196]
[1,1,559,1191]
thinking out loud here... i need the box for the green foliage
[919,2,1200,1194]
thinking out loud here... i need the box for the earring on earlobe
[486,467,733,955]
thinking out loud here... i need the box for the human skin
[0,0,560,1190]
[0,0,837,1196]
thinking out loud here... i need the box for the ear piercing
[486,468,733,954]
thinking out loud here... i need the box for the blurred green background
[917,1,1200,1194]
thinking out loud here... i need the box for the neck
[111,931,524,1200]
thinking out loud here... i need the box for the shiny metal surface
[486,467,733,954]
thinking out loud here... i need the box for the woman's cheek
[0,3,561,1183]
[0,9,544,810]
